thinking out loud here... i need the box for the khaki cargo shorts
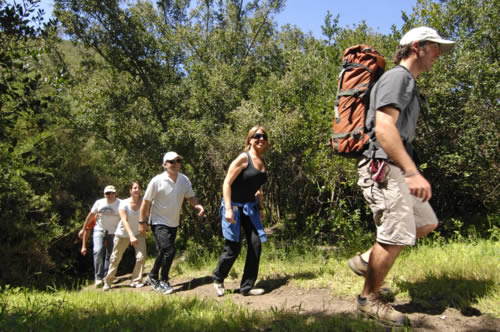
[357,159,438,246]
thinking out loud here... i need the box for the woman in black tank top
[212,126,269,297]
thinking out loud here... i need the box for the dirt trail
[106,274,499,331]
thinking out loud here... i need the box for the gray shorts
[357,160,438,246]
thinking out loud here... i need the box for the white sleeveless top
[115,198,141,237]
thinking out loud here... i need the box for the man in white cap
[139,152,204,294]
[347,27,456,325]
[79,185,121,287]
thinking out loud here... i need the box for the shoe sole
[358,309,409,327]
[347,258,366,277]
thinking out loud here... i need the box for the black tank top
[231,152,267,203]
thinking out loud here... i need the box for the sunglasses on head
[252,133,268,141]
[166,159,182,164]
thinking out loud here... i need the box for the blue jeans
[93,229,115,281]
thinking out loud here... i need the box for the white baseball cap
[103,185,116,193]
[163,151,182,163]
[400,27,456,54]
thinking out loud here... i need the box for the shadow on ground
[395,275,496,316]
[173,275,213,291]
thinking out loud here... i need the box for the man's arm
[376,106,432,202]
[187,196,204,216]
[138,199,151,234]
[78,211,96,239]
[80,228,90,255]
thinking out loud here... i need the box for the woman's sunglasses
[252,133,268,141]
[166,159,182,164]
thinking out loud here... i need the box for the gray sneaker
[147,275,161,292]
[357,294,409,326]
[348,253,368,276]
[160,281,174,295]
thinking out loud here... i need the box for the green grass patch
[178,237,499,316]
[0,287,385,331]
[1,237,498,331]
[150,236,500,318]
[391,239,500,317]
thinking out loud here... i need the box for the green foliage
[1,0,499,285]
[1,0,65,283]
[406,0,499,217]
[0,0,116,285]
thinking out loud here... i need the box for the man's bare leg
[358,223,437,265]
[361,242,404,297]
[416,223,437,238]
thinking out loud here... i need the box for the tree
[0,0,69,283]
[403,0,499,232]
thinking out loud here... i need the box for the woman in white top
[104,181,147,290]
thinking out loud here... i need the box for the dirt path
[107,274,500,331]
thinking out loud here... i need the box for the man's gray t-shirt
[363,66,420,160]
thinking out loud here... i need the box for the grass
[1,237,499,331]
[1,287,385,331]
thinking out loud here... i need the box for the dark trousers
[150,224,177,282]
[212,212,262,294]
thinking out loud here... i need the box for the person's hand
[78,229,84,239]
[195,204,205,217]
[139,223,149,235]
[405,173,432,202]
[130,235,138,246]
[225,207,235,224]
[81,247,87,256]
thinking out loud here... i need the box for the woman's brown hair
[129,181,143,190]
[244,126,269,152]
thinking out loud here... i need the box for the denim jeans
[150,224,177,282]
[212,212,262,294]
[93,229,115,281]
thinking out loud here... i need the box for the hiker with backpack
[334,27,455,326]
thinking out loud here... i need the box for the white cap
[400,27,456,54]
[103,185,116,193]
[163,151,182,163]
